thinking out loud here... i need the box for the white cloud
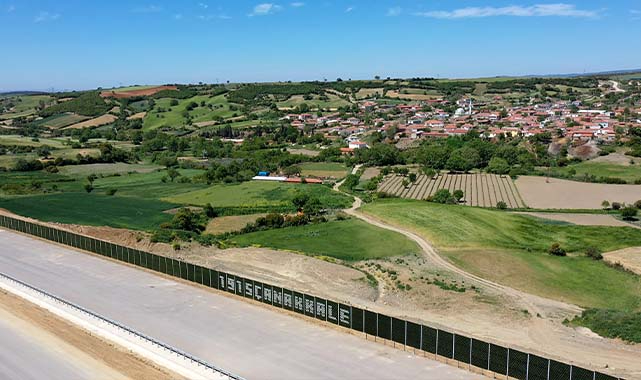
[198,13,231,21]
[290,2,304,8]
[198,3,208,9]
[132,5,163,13]
[250,3,282,16]
[414,3,598,19]
[387,7,401,17]
[34,11,60,23]
[345,6,354,13]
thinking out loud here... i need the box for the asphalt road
[0,229,483,380]
[0,301,126,380]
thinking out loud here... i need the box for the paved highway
[0,298,127,380]
[0,229,483,380]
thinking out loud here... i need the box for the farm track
[338,169,579,320]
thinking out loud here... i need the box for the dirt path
[0,289,181,380]
[333,172,641,378]
[610,80,625,93]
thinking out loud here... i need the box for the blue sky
[1,1,639,91]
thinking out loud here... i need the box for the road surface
[0,229,482,380]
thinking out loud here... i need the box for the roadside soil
[3,200,641,378]
[0,288,182,380]
[518,212,641,228]
[604,247,641,276]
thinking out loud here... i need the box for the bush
[621,207,638,221]
[172,243,181,251]
[585,246,603,260]
[612,202,622,210]
[635,200,641,210]
[432,189,453,204]
[548,243,567,257]
[106,188,118,196]
[453,189,465,202]
[496,201,508,210]
[601,200,610,210]
[204,203,218,218]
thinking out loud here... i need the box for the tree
[432,189,453,204]
[453,190,464,202]
[601,200,610,210]
[548,243,566,257]
[167,168,180,182]
[487,157,510,175]
[446,147,480,172]
[408,173,417,183]
[283,165,301,176]
[621,207,638,220]
[204,203,217,218]
[292,192,310,211]
[496,201,508,210]
[171,208,205,233]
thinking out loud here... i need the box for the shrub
[548,243,567,257]
[621,207,638,221]
[106,188,118,196]
[204,203,218,218]
[453,190,465,202]
[172,243,181,251]
[635,200,641,210]
[432,189,453,204]
[601,200,610,210]
[496,201,508,210]
[612,202,622,210]
[585,246,603,260]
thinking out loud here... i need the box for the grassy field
[33,113,90,129]
[0,95,53,120]
[165,181,352,209]
[92,169,206,198]
[299,162,349,178]
[0,193,175,231]
[554,161,641,183]
[277,93,350,110]
[362,199,641,311]
[229,218,419,261]
[58,163,163,176]
[0,135,68,148]
[143,94,238,130]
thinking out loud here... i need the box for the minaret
[468,99,473,115]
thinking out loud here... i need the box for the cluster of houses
[281,97,641,148]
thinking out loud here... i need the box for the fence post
[526,354,530,380]
[547,359,550,380]
[506,349,510,380]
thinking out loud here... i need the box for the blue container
[258,171,270,176]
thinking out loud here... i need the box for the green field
[33,113,90,129]
[277,93,351,109]
[0,95,53,120]
[0,193,175,231]
[58,163,163,176]
[362,199,641,311]
[299,162,349,178]
[92,169,206,198]
[229,219,419,261]
[0,135,68,148]
[143,94,239,130]
[164,181,352,209]
[554,161,641,183]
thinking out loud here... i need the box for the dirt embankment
[0,289,181,380]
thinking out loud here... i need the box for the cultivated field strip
[378,173,524,208]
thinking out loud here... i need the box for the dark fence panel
[508,349,528,380]
[2,216,623,380]
[454,334,471,364]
